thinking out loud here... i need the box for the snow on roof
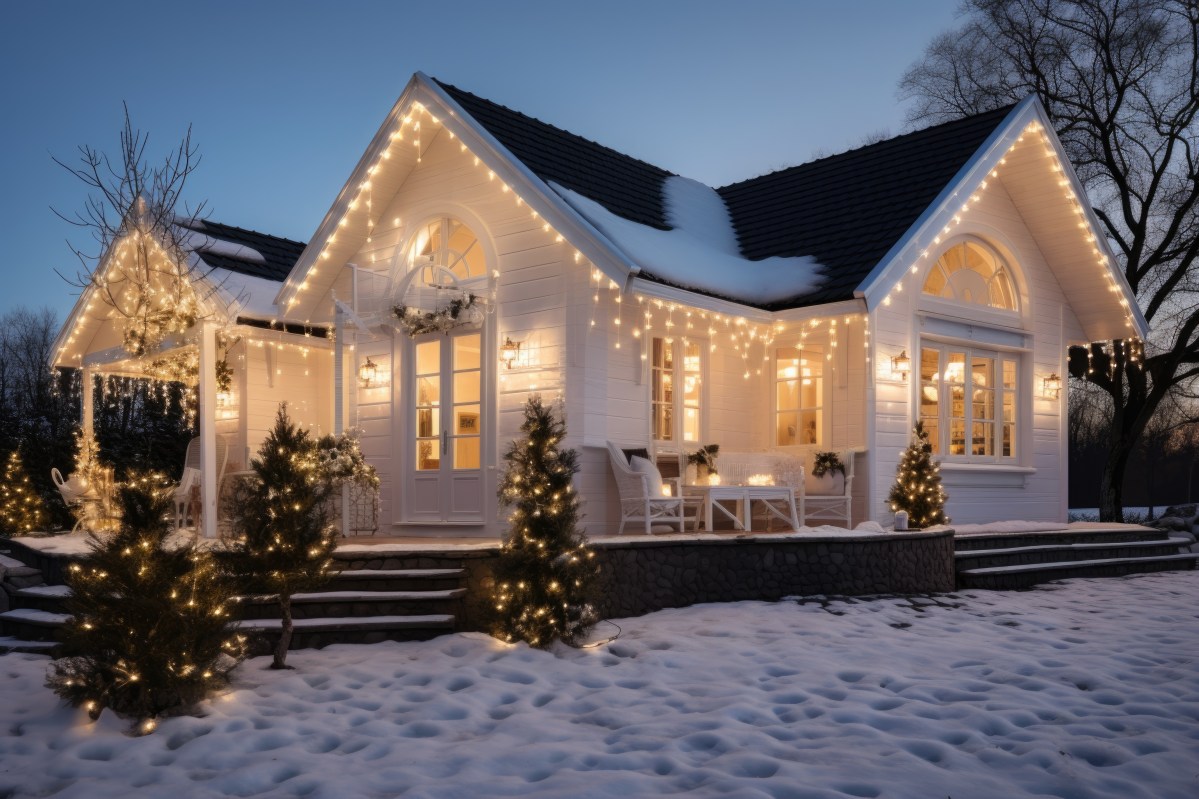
[179,227,267,266]
[203,266,284,321]
[553,179,824,306]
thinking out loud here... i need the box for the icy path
[1,572,1197,798]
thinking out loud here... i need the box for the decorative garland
[392,292,483,337]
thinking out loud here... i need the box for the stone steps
[0,543,479,653]
[234,588,467,620]
[331,568,464,592]
[954,537,1192,571]
[237,614,456,654]
[953,526,1170,552]
[954,526,1197,589]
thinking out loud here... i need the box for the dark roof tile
[718,105,1016,307]
[177,218,306,282]
[435,79,674,229]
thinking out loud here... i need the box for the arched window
[408,217,486,285]
[922,240,1018,311]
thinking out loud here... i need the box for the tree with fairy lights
[493,396,598,648]
[0,448,47,536]
[227,405,336,669]
[888,421,950,529]
[47,471,244,734]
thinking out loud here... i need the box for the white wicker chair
[802,449,855,527]
[606,441,696,534]
[174,435,229,530]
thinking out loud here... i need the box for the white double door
[404,329,485,523]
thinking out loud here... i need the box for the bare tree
[901,0,1199,521]
[54,106,215,357]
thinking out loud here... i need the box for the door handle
[442,429,448,455]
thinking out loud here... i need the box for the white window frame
[649,336,706,448]
[773,344,826,448]
[919,341,1020,464]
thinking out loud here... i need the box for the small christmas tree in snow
[48,472,244,733]
[493,396,598,648]
[228,405,337,668]
[888,421,949,528]
[0,449,47,536]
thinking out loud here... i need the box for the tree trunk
[1099,438,1135,524]
[272,594,292,669]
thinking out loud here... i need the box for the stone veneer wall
[396,531,957,632]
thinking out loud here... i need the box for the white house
[51,72,1147,538]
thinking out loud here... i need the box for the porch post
[80,367,94,439]
[333,302,350,536]
[199,321,218,539]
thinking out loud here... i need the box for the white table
[683,484,801,532]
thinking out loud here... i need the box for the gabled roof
[717,105,1016,307]
[436,81,674,230]
[431,81,1016,309]
[175,218,307,282]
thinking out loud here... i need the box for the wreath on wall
[392,292,483,337]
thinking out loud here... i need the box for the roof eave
[277,73,644,316]
[855,96,1147,341]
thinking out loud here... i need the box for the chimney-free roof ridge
[717,103,1018,192]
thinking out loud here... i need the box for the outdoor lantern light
[500,337,521,369]
[358,357,378,387]
[891,350,911,380]
[1042,372,1062,399]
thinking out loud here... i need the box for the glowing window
[408,217,486,284]
[775,346,823,446]
[652,338,703,444]
[923,240,1018,311]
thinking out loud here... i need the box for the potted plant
[811,451,846,495]
[686,444,720,484]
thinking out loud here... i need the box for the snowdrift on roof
[553,178,824,306]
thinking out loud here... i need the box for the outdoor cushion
[622,447,650,465]
[629,455,664,497]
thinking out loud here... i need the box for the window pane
[972,421,994,456]
[776,411,798,446]
[684,407,699,442]
[454,371,480,404]
[417,376,440,406]
[1003,423,1015,458]
[454,437,480,469]
[777,380,798,412]
[946,352,966,385]
[453,334,480,371]
[453,405,481,436]
[776,347,800,380]
[415,340,440,375]
[416,407,440,439]
[799,411,821,445]
[950,419,966,455]
[922,416,941,455]
[416,439,439,471]
[657,405,674,441]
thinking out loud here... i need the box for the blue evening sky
[0,0,959,322]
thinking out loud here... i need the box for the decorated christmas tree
[228,405,336,668]
[0,449,47,536]
[492,396,598,648]
[887,421,950,528]
[47,472,244,733]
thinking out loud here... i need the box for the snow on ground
[2,572,1197,799]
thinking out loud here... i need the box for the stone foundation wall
[445,531,956,631]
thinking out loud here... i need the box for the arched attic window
[922,239,1018,312]
[408,217,486,285]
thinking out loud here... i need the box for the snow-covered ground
[2,572,1197,799]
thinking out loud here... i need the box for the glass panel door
[407,329,485,523]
